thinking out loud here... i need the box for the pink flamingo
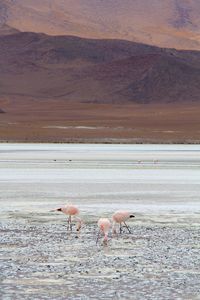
[112,211,135,234]
[96,218,111,245]
[55,205,82,231]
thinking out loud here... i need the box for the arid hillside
[1,0,200,50]
[0,32,200,143]
[1,32,200,104]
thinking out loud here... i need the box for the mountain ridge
[0,31,200,104]
[1,0,200,50]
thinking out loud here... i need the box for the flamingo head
[76,218,82,232]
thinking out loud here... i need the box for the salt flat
[0,144,200,299]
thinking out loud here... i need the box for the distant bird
[54,204,82,232]
[96,218,111,245]
[112,211,135,234]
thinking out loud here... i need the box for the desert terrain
[0,3,200,143]
[0,32,200,143]
[1,99,200,143]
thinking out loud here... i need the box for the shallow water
[1,144,200,299]
[0,143,200,216]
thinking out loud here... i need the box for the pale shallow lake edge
[1,144,200,300]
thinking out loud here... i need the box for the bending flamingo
[112,211,135,234]
[96,218,111,245]
[55,204,82,231]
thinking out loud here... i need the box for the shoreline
[1,139,200,144]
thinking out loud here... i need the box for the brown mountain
[1,0,200,50]
[1,2,200,143]
[0,32,200,104]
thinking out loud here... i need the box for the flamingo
[96,218,111,245]
[112,211,135,234]
[55,204,82,232]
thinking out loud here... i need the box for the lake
[0,144,200,216]
[1,144,200,299]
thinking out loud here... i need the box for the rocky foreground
[1,213,200,300]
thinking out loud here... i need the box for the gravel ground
[1,214,200,300]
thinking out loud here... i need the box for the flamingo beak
[50,208,62,212]
[130,215,135,218]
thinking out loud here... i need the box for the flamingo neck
[104,233,108,242]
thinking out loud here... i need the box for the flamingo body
[56,204,82,231]
[60,205,79,216]
[97,218,111,244]
[112,210,135,234]
[112,211,133,223]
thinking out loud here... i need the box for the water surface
[0,143,200,217]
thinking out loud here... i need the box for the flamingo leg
[67,217,70,231]
[96,229,101,245]
[123,221,132,234]
[119,223,122,234]
[67,216,72,231]
[69,215,72,231]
